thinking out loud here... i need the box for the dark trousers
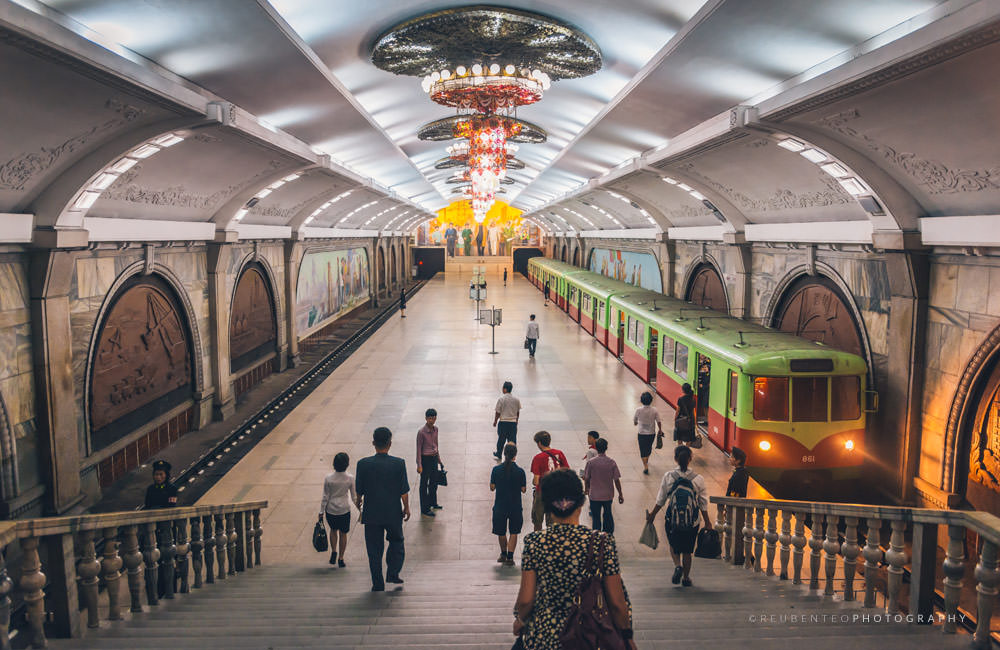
[589,500,614,534]
[364,521,404,588]
[527,338,537,356]
[419,455,439,513]
[496,421,518,458]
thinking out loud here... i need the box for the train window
[729,371,738,413]
[790,358,834,372]
[675,342,689,378]
[793,377,828,422]
[662,336,675,368]
[753,377,788,421]
[636,323,645,349]
[831,376,862,420]
[627,316,636,343]
[599,300,605,317]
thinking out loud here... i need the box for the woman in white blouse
[633,391,664,475]
[319,452,358,567]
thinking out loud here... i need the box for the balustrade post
[234,512,246,572]
[974,539,999,649]
[741,506,752,570]
[190,516,203,589]
[808,515,824,592]
[214,514,227,579]
[885,519,907,615]
[157,521,176,600]
[778,510,791,580]
[77,530,101,629]
[842,517,860,602]
[203,515,215,584]
[244,510,254,569]
[715,505,729,563]
[862,519,882,608]
[791,513,806,585]
[0,542,14,650]
[942,524,965,634]
[253,509,262,566]
[910,522,937,621]
[122,525,144,612]
[19,536,47,648]
[823,515,840,597]
[764,508,778,577]
[225,513,237,576]
[142,522,160,606]
[175,519,190,594]
[752,507,765,573]
[101,526,122,621]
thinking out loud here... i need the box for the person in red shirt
[529,430,569,531]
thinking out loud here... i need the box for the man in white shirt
[319,452,358,567]
[525,314,539,358]
[492,381,522,460]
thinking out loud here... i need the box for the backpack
[665,475,699,533]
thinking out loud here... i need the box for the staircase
[48,557,968,649]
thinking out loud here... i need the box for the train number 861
[802,455,816,463]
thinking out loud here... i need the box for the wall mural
[296,248,369,337]
[588,248,663,292]
[229,266,276,372]
[90,277,193,451]
[416,200,539,255]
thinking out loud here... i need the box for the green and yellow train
[528,256,872,494]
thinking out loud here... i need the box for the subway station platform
[199,269,751,564]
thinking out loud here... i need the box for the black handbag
[694,528,722,559]
[312,520,328,552]
[524,337,531,349]
[436,468,448,487]
[655,432,664,449]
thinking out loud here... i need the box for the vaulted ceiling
[1,0,998,243]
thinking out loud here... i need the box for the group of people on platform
[311,378,751,649]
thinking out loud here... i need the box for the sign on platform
[479,308,502,326]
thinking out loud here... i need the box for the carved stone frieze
[248,189,329,221]
[0,99,146,191]
[818,109,1000,194]
[675,163,853,212]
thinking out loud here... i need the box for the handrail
[17,501,268,537]
[710,495,998,649]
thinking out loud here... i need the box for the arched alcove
[229,263,278,374]
[561,245,567,262]
[572,247,580,267]
[771,275,865,358]
[377,245,386,291]
[685,263,729,313]
[390,245,398,288]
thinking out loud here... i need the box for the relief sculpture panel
[686,265,728,313]
[774,279,864,357]
[229,266,276,371]
[90,278,192,450]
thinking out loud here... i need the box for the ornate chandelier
[371,5,602,223]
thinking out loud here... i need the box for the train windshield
[831,376,862,420]
[793,377,828,421]
[753,377,788,421]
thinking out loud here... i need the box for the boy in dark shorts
[490,443,527,566]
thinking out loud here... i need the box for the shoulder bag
[559,533,626,650]
[312,519,328,552]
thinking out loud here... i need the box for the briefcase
[312,520,328,552]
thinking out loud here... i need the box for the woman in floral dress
[512,468,636,650]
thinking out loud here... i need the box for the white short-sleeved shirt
[495,393,522,422]
[526,321,540,339]
[321,471,357,516]
[633,405,661,436]
[654,468,709,511]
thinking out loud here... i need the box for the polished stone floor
[200,268,764,565]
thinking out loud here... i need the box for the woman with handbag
[512,468,635,650]
[673,383,697,447]
[633,391,663,475]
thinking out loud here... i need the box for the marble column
[207,243,236,420]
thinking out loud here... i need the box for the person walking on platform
[543,280,551,306]
[726,447,749,565]
[634,391,664,475]
[399,288,406,318]
[674,383,697,446]
[445,225,458,257]
[529,431,569,531]
[503,268,508,286]
[525,314,539,358]
[645,445,712,588]
[319,452,357,567]
[493,381,522,460]
[491,443,527,566]
[356,427,410,591]
[583,438,623,534]
[417,408,444,517]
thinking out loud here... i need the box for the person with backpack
[491,443,527,566]
[529,431,569,531]
[645,446,711,587]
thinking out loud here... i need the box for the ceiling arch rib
[600,186,672,230]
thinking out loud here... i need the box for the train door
[592,297,599,336]
[617,310,625,359]
[648,329,659,385]
[725,369,738,450]
[695,353,711,426]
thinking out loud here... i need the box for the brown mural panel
[229,266,276,371]
[774,278,863,357]
[90,277,193,449]
[687,265,728,313]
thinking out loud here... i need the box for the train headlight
[845,440,855,451]
[758,440,771,452]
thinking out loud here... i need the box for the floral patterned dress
[520,523,631,650]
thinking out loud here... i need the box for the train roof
[564,273,630,298]
[528,258,579,275]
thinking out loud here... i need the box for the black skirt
[637,434,655,457]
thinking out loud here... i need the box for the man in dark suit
[355,427,411,591]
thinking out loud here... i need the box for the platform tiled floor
[200,268,767,565]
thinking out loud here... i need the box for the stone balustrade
[712,496,1000,649]
[0,500,266,648]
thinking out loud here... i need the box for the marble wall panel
[0,255,37,495]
